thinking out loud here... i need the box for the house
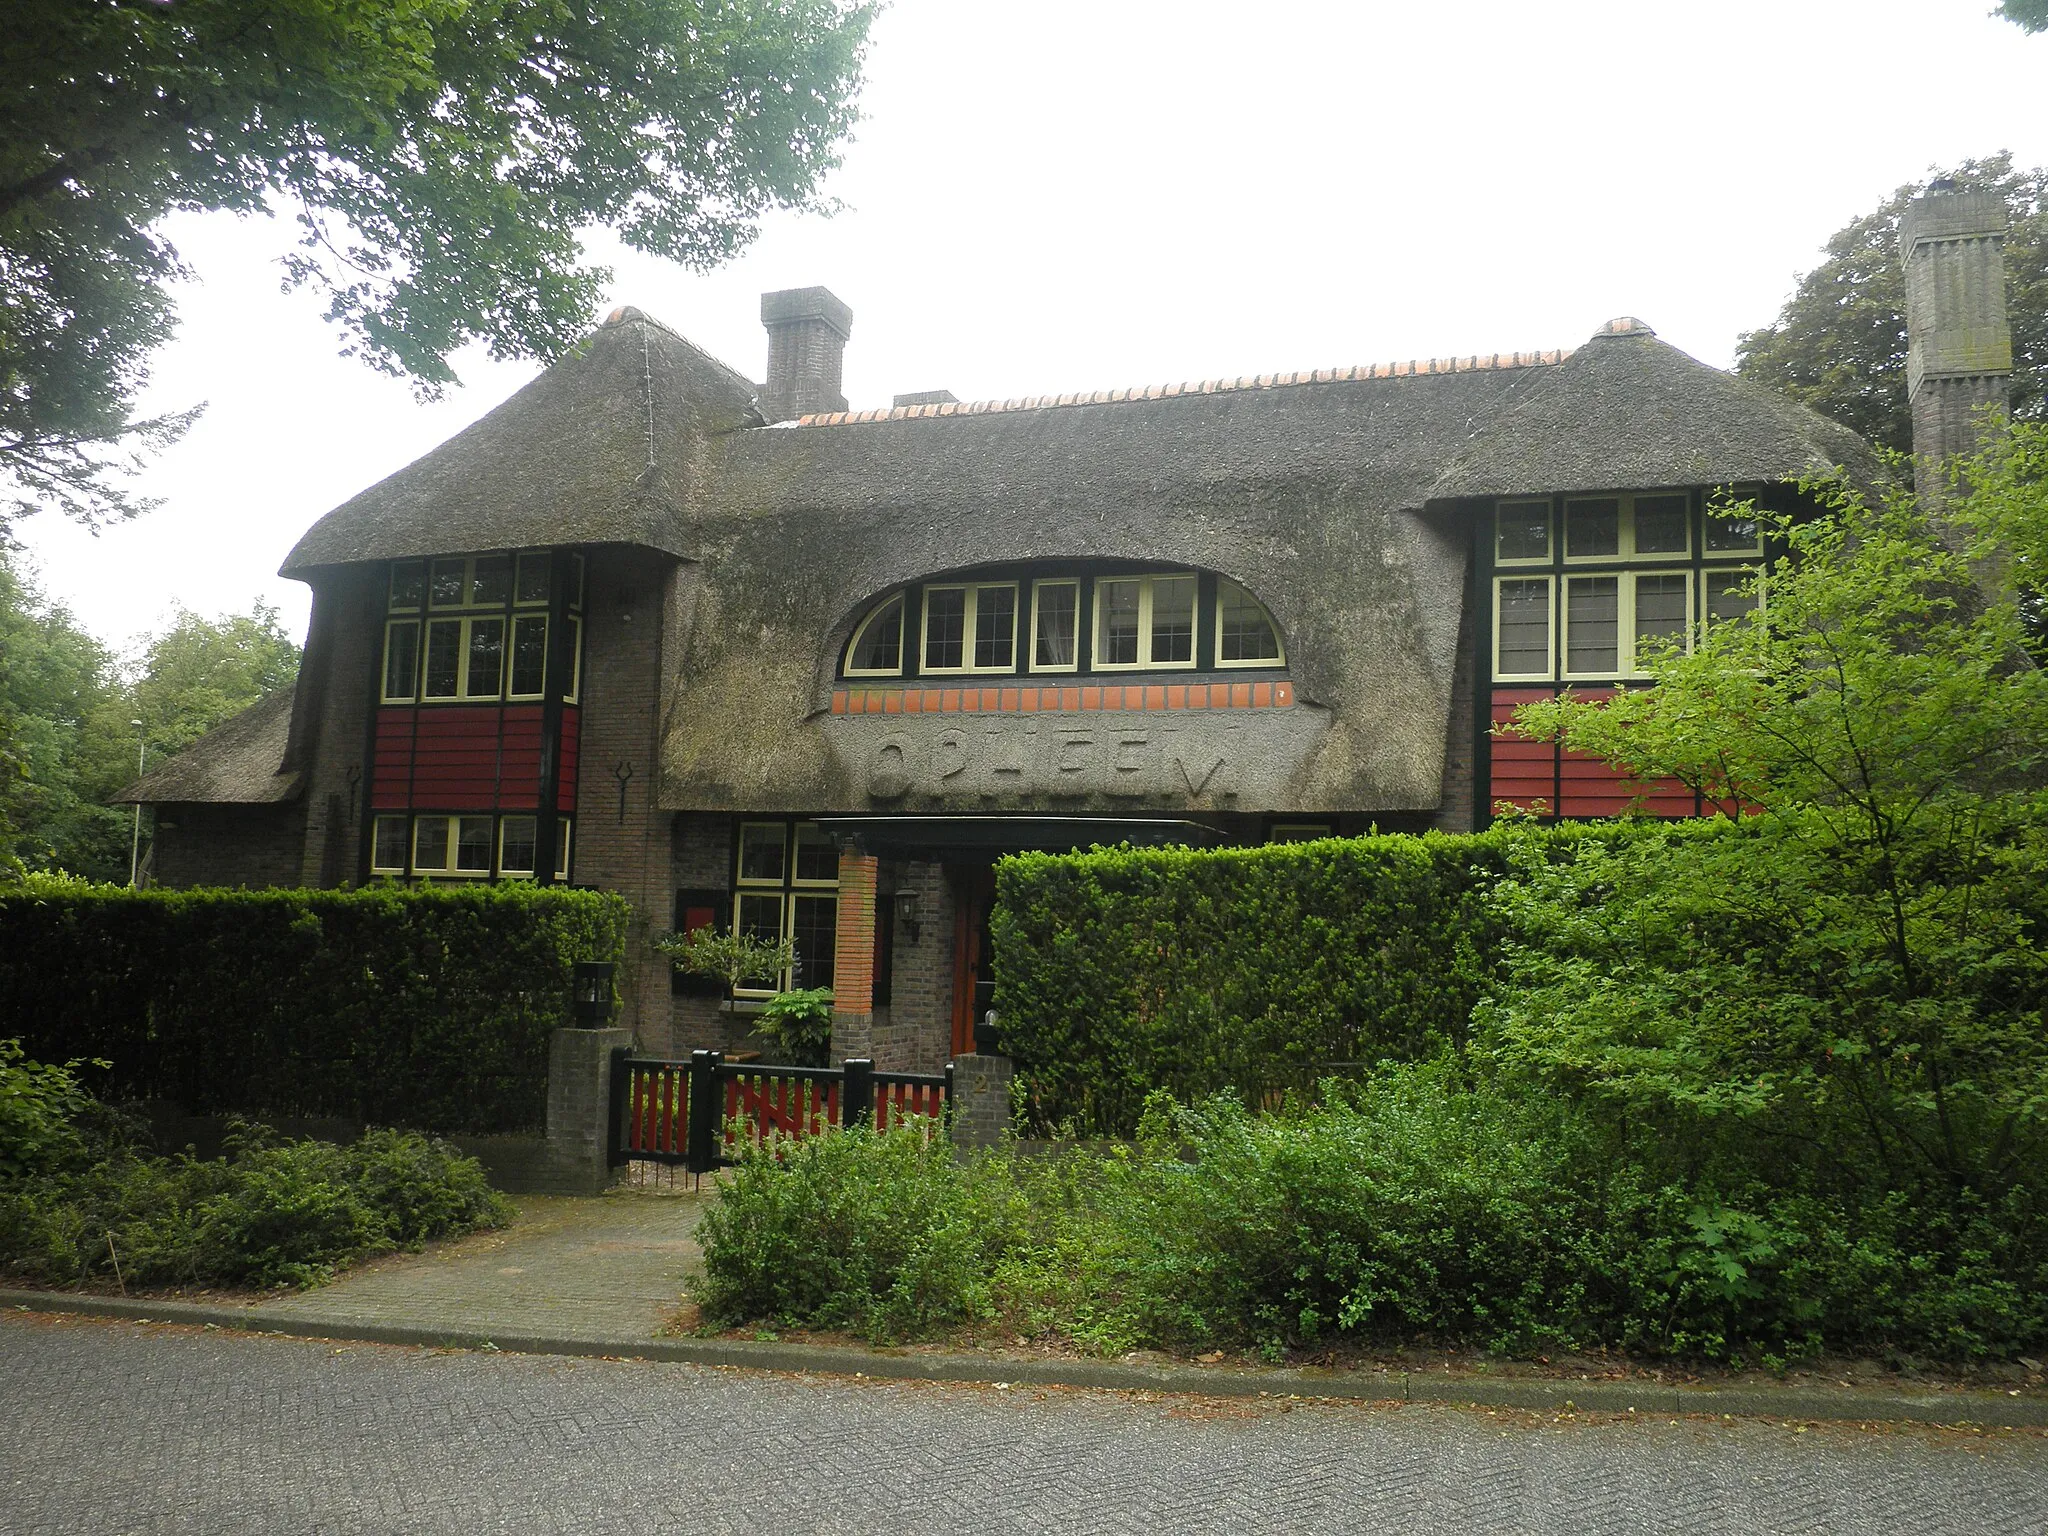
[120,187,2013,1069]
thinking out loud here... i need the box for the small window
[1633,495,1690,555]
[790,893,838,990]
[500,816,538,876]
[1705,511,1763,554]
[793,823,838,884]
[846,595,905,676]
[921,584,1017,675]
[372,816,409,873]
[1563,569,1693,678]
[1633,571,1690,661]
[1216,579,1283,666]
[389,562,425,612]
[1494,576,1554,680]
[737,822,787,884]
[464,619,505,699]
[382,621,419,702]
[455,816,493,872]
[515,552,551,605]
[554,820,571,880]
[1706,567,1762,626]
[423,620,462,698]
[1565,498,1621,559]
[470,555,512,607]
[414,816,452,872]
[1495,501,1551,564]
[510,615,548,698]
[1031,581,1080,671]
[1093,573,1200,671]
[1564,575,1620,675]
[429,559,467,608]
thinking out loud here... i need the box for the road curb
[5,1287,2043,1428]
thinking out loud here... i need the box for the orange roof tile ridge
[792,346,1574,427]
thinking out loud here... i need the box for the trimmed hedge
[0,879,629,1134]
[991,823,1610,1135]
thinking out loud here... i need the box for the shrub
[0,1122,511,1290]
[991,823,1628,1135]
[694,1123,1023,1342]
[0,878,629,1132]
[0,1038,95,1179]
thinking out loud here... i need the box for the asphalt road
[4,1313,2044,1535]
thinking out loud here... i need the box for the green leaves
[1,0,876,526]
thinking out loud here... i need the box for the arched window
[838,569,1285,680]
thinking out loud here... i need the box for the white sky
[16,0,2048,648]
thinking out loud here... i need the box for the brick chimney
[759,286,853,422]
[1900,184,2013,492]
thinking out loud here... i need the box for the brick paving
[251,1187,705,1341]
[3,1313,2045,1535]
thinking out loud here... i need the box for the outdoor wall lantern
[892,889,922,944]
[573,961,616,1025]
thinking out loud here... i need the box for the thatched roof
[280,310,758,575]
[1427,318,1885,499]
[114,689,299,805]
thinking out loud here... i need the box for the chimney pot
[759,286,853,422]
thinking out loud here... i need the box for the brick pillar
[831,849,878,1059]
[542,1025,633,1193]
[950,1052,1014,1153]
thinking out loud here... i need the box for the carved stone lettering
[1109,734,1153,796]
[933,730,968,780]
[869,737,911,799]
[1173,751,1224,795]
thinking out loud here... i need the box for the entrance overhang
[811,815,1230,858]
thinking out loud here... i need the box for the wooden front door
[949,865,997,1057]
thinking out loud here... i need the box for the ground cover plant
[0,1042,511,1290]
[696,424,2048,1367]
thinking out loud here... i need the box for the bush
[0,878,629,1133]
[694,1123,1023,1342]
[991,823,1629,1135]
[691,1075,2048,1363]
[0,1038,95,1179]
[0,1122,512,1290]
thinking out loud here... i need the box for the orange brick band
[831,680,1293,716]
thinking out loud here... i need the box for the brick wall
[829,850,878,1060]
[151,802,306,889]
[870,858,955,1072]
[292,566,384,886]
[571,548,678,1050]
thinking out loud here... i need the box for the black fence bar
[686,1049,722,1173]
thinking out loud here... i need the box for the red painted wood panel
[1490,686,1697,820]
[368,703,580,815]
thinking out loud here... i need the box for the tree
[1490,426,2048,1200]
[1,0,875,530]
[1734,154,2046,455]
[0,549,301,880]
[2000,0,2046,32]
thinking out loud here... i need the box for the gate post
[686,1049,722,1173]
[842,1057,875,1128]
[606,1046,631,1169]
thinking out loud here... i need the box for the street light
[573,961,616,1025]
[128,719,145,889]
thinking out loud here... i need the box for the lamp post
[573,961,616,1026]
[128,718,145,889]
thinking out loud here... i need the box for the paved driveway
[3,1312,2043,1535]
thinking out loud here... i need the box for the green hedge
[991,824,1608,1135]
[0,879,629,1134]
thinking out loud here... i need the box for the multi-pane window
[1562,570,1693,678]
[1031,581,1080,671]
[733,821,839,996]
[1095,573,1197,670]
[921,583,1017,674]
[1216,577,1284,666]
[845,595,904,675]
[1491,495,1762,681]
[382,550,580,703]
[842,570,1284,679]
[370,812,571,880]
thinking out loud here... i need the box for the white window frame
[1213,578,1286,669]
[381,620,421,703]
[1028,580,1082,674]
[731,820,839,997]
[1703,564,1766,626]
[496,815,570,880]
[1703,512,1766,557]
[1092,572,1200,672]
[1492,574,1556,682]
[1493,499,1554,566]
[371,814,409,874]
[410,813,496,877]
[1561,567,1694,680]
[1562,493,1694,565]
[919,582,1020,675]
[844,593,907,677]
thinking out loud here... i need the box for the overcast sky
[16,0,2048,650]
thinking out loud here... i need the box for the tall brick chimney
[759,286,853,423]
[1899,184,2013,493]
